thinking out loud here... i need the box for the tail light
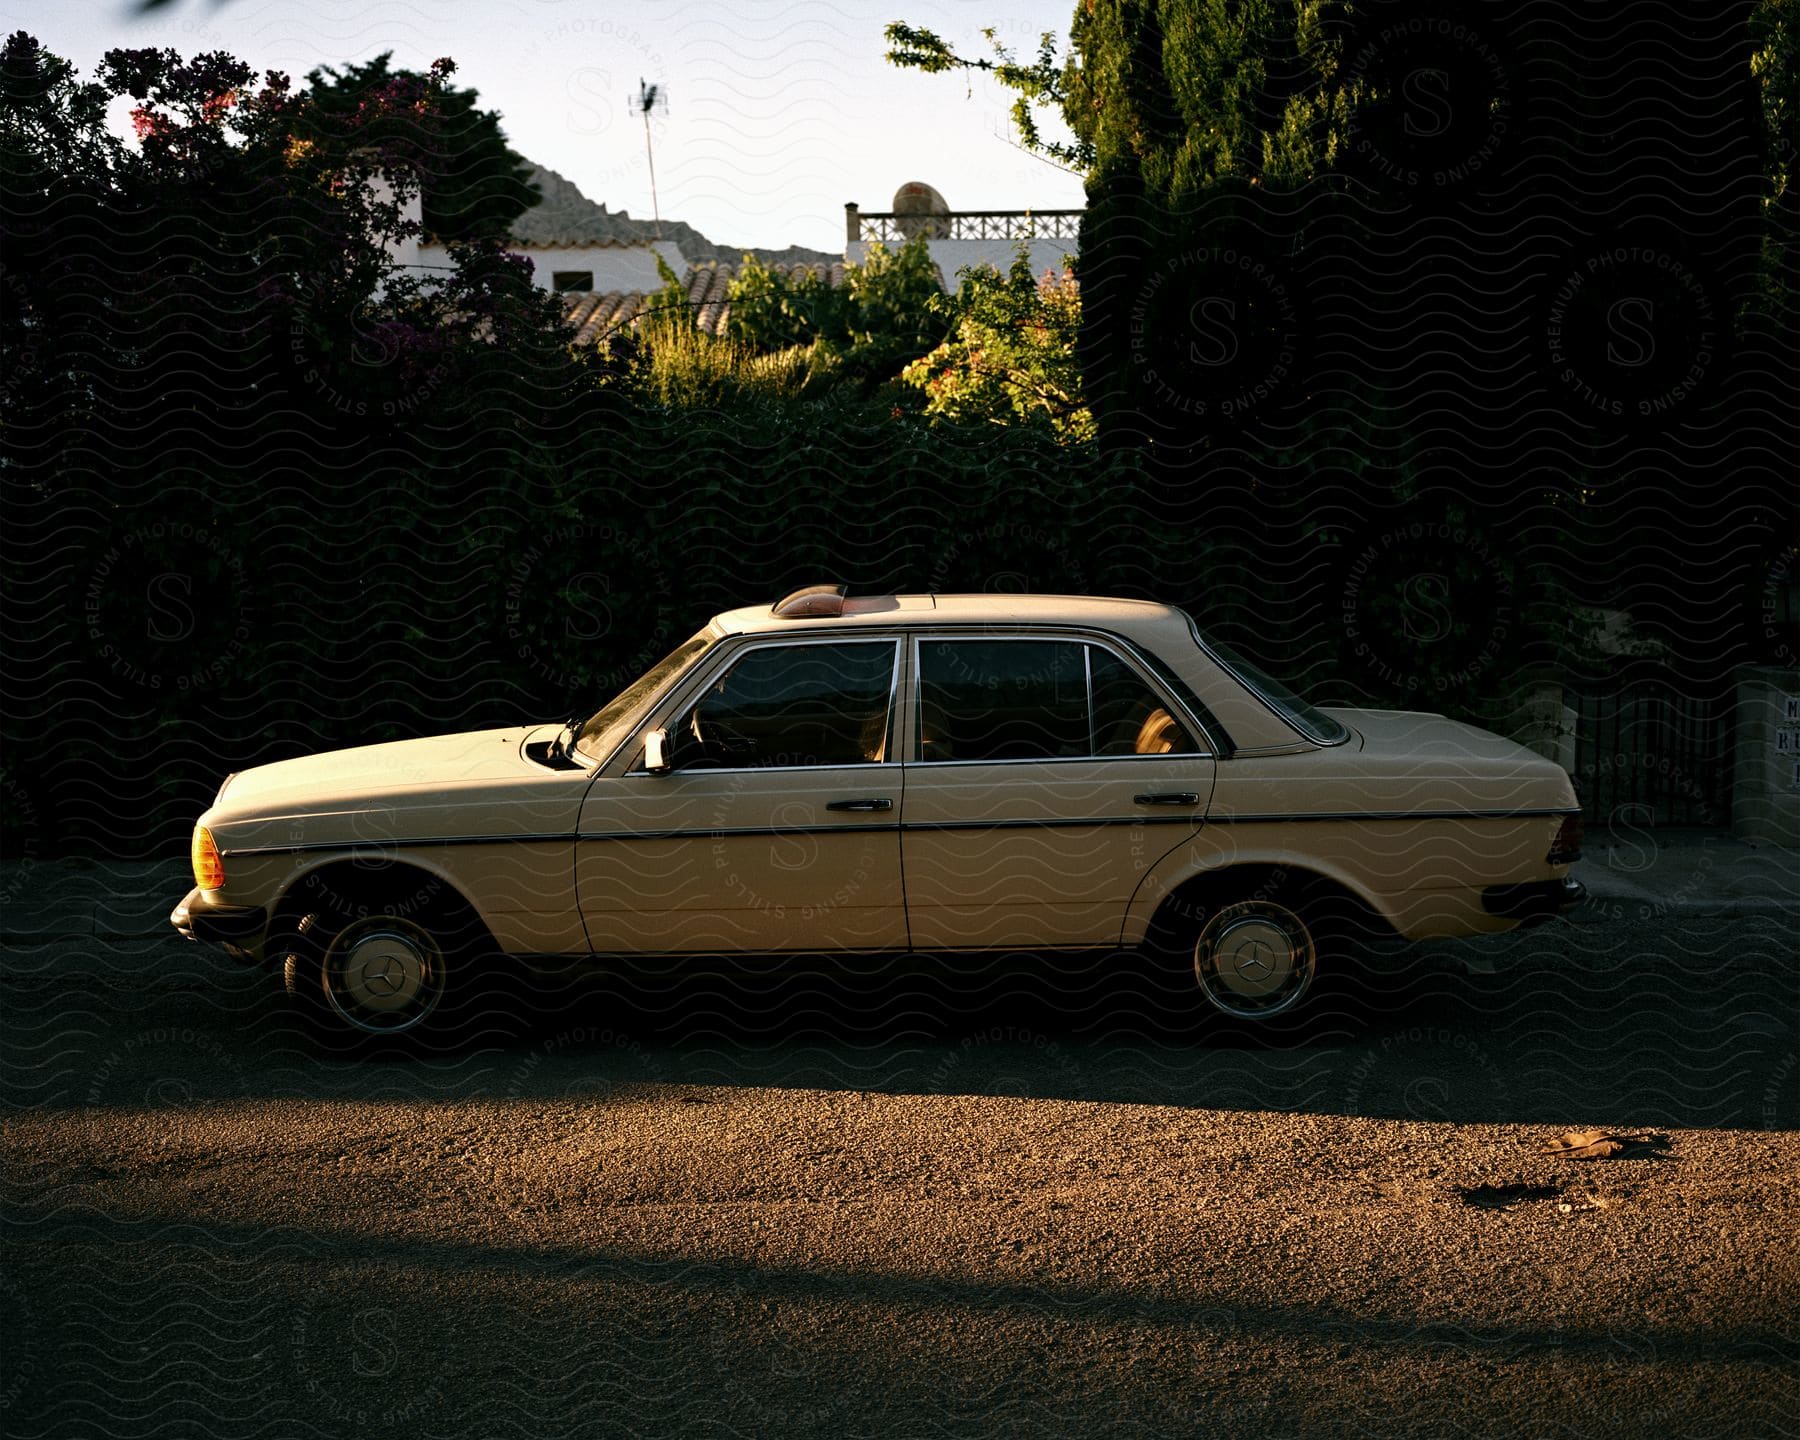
[1546,812,1583,866]
[191,826,225,891]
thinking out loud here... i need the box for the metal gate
[1570,685,1731,828]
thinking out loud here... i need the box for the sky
[8,0,1089,254]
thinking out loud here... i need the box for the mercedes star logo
[362,955,405,997]
[1236,939,1275,980]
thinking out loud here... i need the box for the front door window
[683,640,897,768]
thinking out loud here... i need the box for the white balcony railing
[845,204,1083,246]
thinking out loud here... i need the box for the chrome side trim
[580,822,900,842]
[1209,807,1580,823]
[896,815,1201,834]
[566,943,1149,960]
[900,754,1214,771]
[222,832,573,858]
[625,762,887,777]
[223,804,1570,859]
[643,752,1219,776]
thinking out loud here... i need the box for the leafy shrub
[714,235,947,386]
[903,248,1091,440]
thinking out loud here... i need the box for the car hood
[206,726,548,826]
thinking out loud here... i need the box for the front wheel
[281,908,474,1044]
[1189,899,1318,1021]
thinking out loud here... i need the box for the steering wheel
[678,705,732,768]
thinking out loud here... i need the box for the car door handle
[825,798,893,812]
[1133,792,1200,806]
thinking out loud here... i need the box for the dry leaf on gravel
[1526,1130,1670,1160]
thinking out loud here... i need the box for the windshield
[1184,616,1349,746]
[573,629,714,762]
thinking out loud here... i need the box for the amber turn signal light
[191,826,225,891]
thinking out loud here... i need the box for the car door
[576,636,908,954]
[900,633,1216,949]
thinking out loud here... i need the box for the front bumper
[171,886,267,959]
[1482,876,1587,927]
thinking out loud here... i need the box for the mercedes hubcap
[325,921,443,1032]
[1194,903,1315,1019]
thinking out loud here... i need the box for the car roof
[699,590,1318,753]
[711,592,1186,636]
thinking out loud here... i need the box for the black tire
[1148,879,1339,1032]
[1188,897,1319,1022]
[279,904,489,1049]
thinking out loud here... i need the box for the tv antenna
[631,79,666,236]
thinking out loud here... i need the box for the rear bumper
[171,887,267,959]
[1482,876,1587,927]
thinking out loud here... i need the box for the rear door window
[1090,646,1199,755]
[916,640,1089,762]
[917,637,1200,762]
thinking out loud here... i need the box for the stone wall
[1733,666,1800,845]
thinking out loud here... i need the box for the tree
[0,34,571,463]
[839,236,950,379]
[902,250,1092,441]
[1749,0,1798,318]
[887,6,1364,457]
[882,23,1090,173]
[714,235,946,386]
[298,53,539,241]
[1,33,585,861]
[724,254,846,352]
[887,2,1797,690]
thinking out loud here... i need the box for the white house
[382,162,842,339]
[382,164,686,294]
[380,169,1076,342]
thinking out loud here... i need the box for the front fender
[224,839,582,957]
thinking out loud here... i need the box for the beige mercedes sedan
[172,587,1584,1041]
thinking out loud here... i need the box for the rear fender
[1121,830,1402,946]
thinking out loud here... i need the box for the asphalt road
[2,915,1796,1438]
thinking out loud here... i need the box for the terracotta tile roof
[561,258,852,343]
[562,291,645,344]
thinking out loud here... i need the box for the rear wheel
[1189,899,1317,1021]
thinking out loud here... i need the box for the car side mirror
[643,727,672,775]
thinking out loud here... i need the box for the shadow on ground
[4,912,1794,1129]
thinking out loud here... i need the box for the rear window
[1184,616,1349,746]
